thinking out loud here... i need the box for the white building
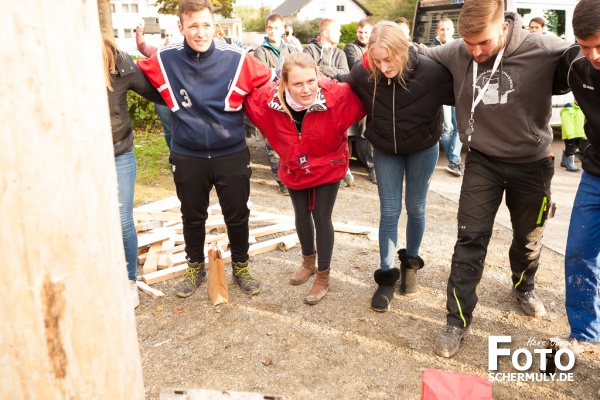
[110,0,243,57]
[273,0,372,25]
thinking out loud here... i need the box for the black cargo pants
[446,149,555,328]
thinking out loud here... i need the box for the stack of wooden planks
[133,196,378,299]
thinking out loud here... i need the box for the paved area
[429,137,582,256]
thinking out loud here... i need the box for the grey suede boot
[398,249,424,295]
[371,268,400,312]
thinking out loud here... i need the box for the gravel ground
[134,138,600,400]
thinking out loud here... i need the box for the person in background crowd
[342,21,454,312]
[344,18,377,184]
[431,18,463,177]
[136,20,176,149]
[529,17,545,33]
[214,23,254,52]
[395,17,411,39]
[103,35,165,308]
[420,0,570,358]
[560,100,587,172]
[552,0,600,355]
[284,23,303,52]
[253,13,299,196]
[244,53,365,304]
[304,18,353,187]
[137,0,277,299]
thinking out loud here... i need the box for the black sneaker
[434,324,470,358]
[446,163,462,177]
[232,261,261,295]
[175,261,207,298]
[512,288,546,317]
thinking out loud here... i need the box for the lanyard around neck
[466,46,505,141]
[471,46,505,113]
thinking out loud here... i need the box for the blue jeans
[155,103,172,150]
[566,171,600,342]
[374,144,439,269]
[116,151,138,282]
[440,106,461,164]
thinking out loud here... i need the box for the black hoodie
[345,47,454,155]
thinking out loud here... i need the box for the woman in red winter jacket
[244,52,365,304]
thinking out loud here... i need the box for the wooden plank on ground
[142,242,162,275]
[158,254,168,269]
[249,223,295,237]
[142,264,188,285]
[135,220,163,232]
[167,251,188,268]
[137,230,172,248]
[133,211,182,222]
[134,196,180,212]
[136,281,165,299]
[248,233,298,256]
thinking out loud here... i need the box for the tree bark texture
[0,1,144,399]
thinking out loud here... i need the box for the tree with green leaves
[364,0,417,24]
[153,0,234,18]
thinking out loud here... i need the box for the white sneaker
[343,170,354,187]
[130,281,140,309]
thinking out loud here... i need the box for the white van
[412,0,578,126]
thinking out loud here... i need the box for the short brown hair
[458,0,504,37]
[266,13,284,26]
[358,18,373,29]
[573,0,600,39]
[178,0,213,22]
[437,17,454,30]
[320,18,336,34]
[529,17,545,28]
[394,17,409,27]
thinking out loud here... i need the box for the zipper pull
[388,78,391,85]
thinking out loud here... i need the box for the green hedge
[127,91,161,130]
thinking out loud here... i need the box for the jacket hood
[503,12,525,57]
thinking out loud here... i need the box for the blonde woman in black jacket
[344,21,454,312]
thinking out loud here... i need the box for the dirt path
[135,139,600,399]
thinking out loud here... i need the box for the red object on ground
[421,368,492,400]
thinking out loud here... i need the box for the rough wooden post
[0,2,144,399]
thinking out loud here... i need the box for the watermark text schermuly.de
[488,336,575,382]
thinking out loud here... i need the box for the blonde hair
[367,21,410,87]
[276,52,319,121]
[102,35,120,91]
[458,0,504,37]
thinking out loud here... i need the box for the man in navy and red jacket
[137,0,277,299]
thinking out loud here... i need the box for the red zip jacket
[244,78,366,190]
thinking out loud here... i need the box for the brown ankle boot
[290,253,317,285]
[304,268,330,305]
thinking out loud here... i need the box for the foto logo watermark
[488,336,575,382]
